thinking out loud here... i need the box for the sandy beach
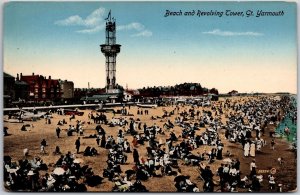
[3,96,297,192]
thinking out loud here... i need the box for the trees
[137,82,217,97]
[209,88,219,95]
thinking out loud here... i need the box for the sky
[3,1,297,94]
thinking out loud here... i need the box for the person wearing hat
[124,139,131,153]
[75,137,81,153]
[133,149,140,165]
[56,126,61,138]
[132,136,138,148]
[40,139,47,154]
[250,160,257,178]
[27,169,38,190]
[55,155,64,166]
[251,175,261,192]
[146,157,155,176]
[41,173,49,190]
[53,146,61,155]
[201,165,213,183]
[271,139,276,150]
[268,174,276,190]
[62,161,68,170]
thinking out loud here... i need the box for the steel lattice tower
[100,11,121,93]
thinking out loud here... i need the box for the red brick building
[18,73,62,101]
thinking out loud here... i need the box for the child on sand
[271,139,275,150]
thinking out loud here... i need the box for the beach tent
[53,167,65,175]
[223,158,232,164]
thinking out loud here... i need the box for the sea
[275,95,297,144]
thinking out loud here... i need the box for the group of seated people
[83,146,98,156]
[57,119,67,126]
[174,172,199,192]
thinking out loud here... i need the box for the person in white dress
[250,142,256,157]
[256,139,262,151]
[244,142,250,157]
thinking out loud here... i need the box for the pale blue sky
[3,2,297,93]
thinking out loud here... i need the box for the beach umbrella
[27,170,35,176]
[8,168,18,174]
[53,167,65,175]
[223,158,232,164]
[73,158,84,164]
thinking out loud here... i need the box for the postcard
[3,1,297,193]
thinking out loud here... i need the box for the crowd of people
[4,150,103,192]
[3,95,297,192]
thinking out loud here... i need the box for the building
[123,91,133,102]
[19,73,62,102]
[3,72,15,107]
[100,10,121,94]
[123,89,140,102]
[4,72,15,98]
[60,80,74,100]
[228,90,239,96]
[80,94,119,104]
[15,77,30,101]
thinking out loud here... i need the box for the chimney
[49,76,51,80]
[16,74,19,81]
[32,72,34,76]
[20,73,22,78]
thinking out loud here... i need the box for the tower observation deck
[100,10,121,93]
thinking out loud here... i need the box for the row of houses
[4,72,142,107]
[4,72,225,107]
[4,72,74,107]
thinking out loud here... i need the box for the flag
[105,10,111,21]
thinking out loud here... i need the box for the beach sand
[3,96,297,192]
